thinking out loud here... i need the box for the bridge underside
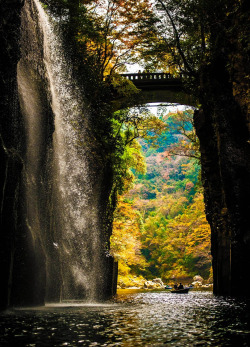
[112,88,196,110]
[138,88,196,106]
[112,75,196,110]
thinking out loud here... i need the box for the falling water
[17,0,106,302]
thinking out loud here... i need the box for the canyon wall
[194,1,250,296]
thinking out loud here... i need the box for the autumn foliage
[111,109,212,285]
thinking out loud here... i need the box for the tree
[138,0,211,82]
[75,0,155,80]
[110,197,147,282]
[157,108,200,160]
[114,108,211,283]
[140,191,211,281]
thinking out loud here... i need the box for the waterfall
[17,0,108,302]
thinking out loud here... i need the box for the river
[1,289,250,346]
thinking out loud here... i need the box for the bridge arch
[114,73,196,109]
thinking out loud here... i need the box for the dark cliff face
[0,0,54,308]
[194,1,250,297]
[16,0,55,307]
[0,0,24,309]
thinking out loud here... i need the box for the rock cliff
[194,1,250,296]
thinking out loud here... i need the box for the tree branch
[156,0,197,77]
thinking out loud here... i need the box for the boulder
[144,278,165,289]
[144,281,155,289]
[193,275,204,283]
[152,278,164,287]
[191,281,202,288]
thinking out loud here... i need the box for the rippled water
[1,290,250,346]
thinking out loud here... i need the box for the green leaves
[111,108,211,283]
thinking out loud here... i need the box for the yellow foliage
[110,197,147,278]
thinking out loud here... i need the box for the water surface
[1,290,250,346]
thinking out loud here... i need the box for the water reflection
[1,290,250,346]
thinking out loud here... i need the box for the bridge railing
[121,72,180,81]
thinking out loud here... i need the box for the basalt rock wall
[0,0,56,308]
[0,0,25,309]
[194,1,250,297]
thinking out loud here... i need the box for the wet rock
[193,275,204,283]
[152,278,165,287]
[144,281,155,289]
[192,275,205,287]
[144,279,165,289]
[192,281,202,288]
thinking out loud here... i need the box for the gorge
[0,0,250,310]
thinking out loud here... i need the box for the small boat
[170,287,191,294]
[165,285,172,290]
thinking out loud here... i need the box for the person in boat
[178,283,184,290]
[174,283,178,290]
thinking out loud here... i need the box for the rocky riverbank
[118,275,213,290]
